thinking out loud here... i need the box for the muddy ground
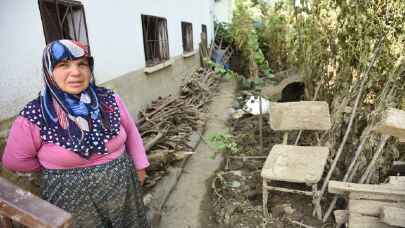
[204,93,334,228]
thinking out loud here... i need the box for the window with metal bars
[38,0,90,50]
[141,15,170,67]
[181,22,193,53]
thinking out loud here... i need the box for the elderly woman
[2,40,150,228]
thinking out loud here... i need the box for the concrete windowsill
[182,51,196,58]
[144,59,174,74]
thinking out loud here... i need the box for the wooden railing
[0,177,72,228]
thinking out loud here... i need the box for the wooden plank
[269,101,331,131]
[0,216,12,228]
[373,108,405,139]
[261,145,329,183]
[349,213,394,228]
[328,181,405,197]
[349,192,405,202]
[380,206,405,227]
[0,177,72,228]
[349,199,405,216]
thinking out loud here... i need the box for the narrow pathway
[159,80,236,228]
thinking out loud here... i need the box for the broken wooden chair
[324,108,405,228]
[0,176,72,228]
[328,179,405,228]
[261,101,331,219]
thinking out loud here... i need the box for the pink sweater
[2,95,149,172]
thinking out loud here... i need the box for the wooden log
[269,101,331,131]
[148,150,170,162]
[373,108,405,139]
[148,150,193,165]
[349,199,405,216]
[145,131,165,152]
[349,192,405,202]
[349,213,394,228]
[0,177,72,228]
[328,181,405,197]
[380,206,405,227]
[263,185,313,196]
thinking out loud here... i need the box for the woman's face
[52,58,91,95]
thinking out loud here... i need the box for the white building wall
[0,0,214,120]
[214,0,234,23]
[0,1,45,121]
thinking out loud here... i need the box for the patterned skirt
[41,153,150,228]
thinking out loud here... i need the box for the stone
[261,145,329,183]
[373,108,405,139]
[261,69,302,101]
[269,101,331,131]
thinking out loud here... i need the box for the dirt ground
[201,92,334,228]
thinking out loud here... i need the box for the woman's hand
[137,169,146,186]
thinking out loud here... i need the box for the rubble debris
[242,96,270,115]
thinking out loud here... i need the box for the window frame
[38,0,91,51]
[141,14,171,67]
[181,21,194,54]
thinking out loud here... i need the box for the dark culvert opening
[279,82,305,102]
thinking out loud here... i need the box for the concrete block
[380,206,405,227]
[349,199,405,217]
[269,101,331,131]
[373,108,405,139]
[261,70,302,101]
[261,144,329,183]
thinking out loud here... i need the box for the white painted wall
[0,0,214,120]
[0,1,45,121]
[214,0,234,23]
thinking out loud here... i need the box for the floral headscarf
[20,40,121,158]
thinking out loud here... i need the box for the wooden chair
[0,176,72,228]
[261,101,332,219]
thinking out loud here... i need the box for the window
[181,22,193,53]
[38,0,90,48]
[201,24,208,48]
[141,15,170,67]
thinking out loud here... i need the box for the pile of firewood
[137,68,218,189]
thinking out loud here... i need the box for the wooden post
[359,135,390,184]
[283,132,289,145]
